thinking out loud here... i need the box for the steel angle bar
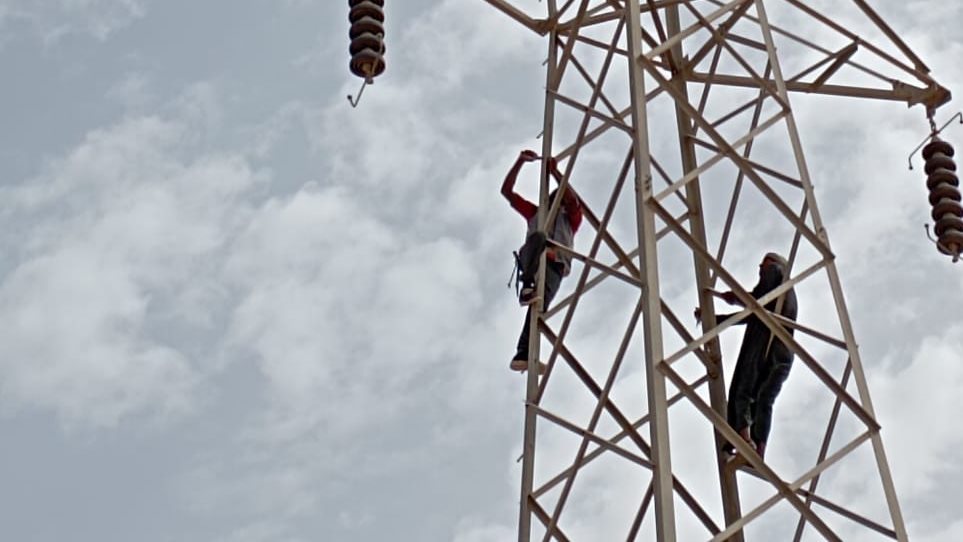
[796,489,897,538]
[811,42,859,89]
[693,32,726,122]
[542,21,625,242]
[639,55,833,260]
[781,0,935,85]
[793,361,852,541]
[535,150,632,404]
[530,498,573,542]
[549,243,643,287]
[645,0,750,61]
[543,296,645,538]
[645,0,669,42]
[545,209,687,319]
[658,363,843,542]
[554,84,669,161]
[564,32,626,118]
[661,300,721,377]
[666,2,746,526]
[662,258,825,366]
[788,431,874,501]
[650,156,690,207]
[532,405,654,470]
[684,0,753,74]
[785,50,842,86]
[851,0,928,72]
[733,432,884,538]
[562,0,695,24]
[746,9,907,535]
[707,94,766,129]
[573,33,629,58]
[482,0,546,34]
[559,11,623,32]
[650,201,880,434]
[725,31,766,51]
[680,2,789,110]
[551,0,593,90]
[539,322,723,536]
[549,90,633,134]
[627,481,656,541]
[701,0,924,87]
[687,72,926,102]
[709,64,773,280]
[533,375,710,499]
[539,321,653,455]
[519,5,561,538]
[770,313,848,350]
[689,138,805,189]
[653,110,787,203]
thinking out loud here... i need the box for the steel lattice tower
[482,1,951,540]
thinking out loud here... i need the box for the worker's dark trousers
[518,231,547,287]
[514,261,565,360]
[749,353,792,444]
[727,344,793,445]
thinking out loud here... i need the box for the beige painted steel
[479,0,950,540]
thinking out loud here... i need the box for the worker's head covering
[762,252,789,282]
[763,252,788,270]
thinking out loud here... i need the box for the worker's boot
[755,441,767,461]
[509,357,546,374]
[519,286,540,306]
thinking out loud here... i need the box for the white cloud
[873,324,963,501]
[0,0,146,43]
[452,522,516,542]
[0,110,264,428]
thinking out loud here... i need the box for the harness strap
[508,250,522,294]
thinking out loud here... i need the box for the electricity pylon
[483,1,950,540]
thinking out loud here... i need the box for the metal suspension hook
[347,77,371,108]
[925,224,962,263]
[907,111,963,169]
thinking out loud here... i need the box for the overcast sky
[1,1,962,541]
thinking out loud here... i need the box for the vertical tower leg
[518,3,559,539]
[625,3,676,541]
[663,5,745,538]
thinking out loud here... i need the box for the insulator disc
[349,1,384,23]
[925,153,957,175]
[929,183,962,206]
[923,139,955,160]
[934,216,963,237]
[350,32,384,56]
[350,16,383,39]
[938,230,963,256]
[349,0,383,7]
[927,168,959,190]
[931,198,963,221]
[350,49,386,78]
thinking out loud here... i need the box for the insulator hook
[925,224,962,263]
[347,77,372,108]
[908,111,963,170]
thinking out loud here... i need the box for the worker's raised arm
[502,149,539,219]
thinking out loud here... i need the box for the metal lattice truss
[483,1,950,541]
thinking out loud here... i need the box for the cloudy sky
[1,1,961,541]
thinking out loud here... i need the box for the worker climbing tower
[481,1,952,540]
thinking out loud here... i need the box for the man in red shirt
[502,149,583,372]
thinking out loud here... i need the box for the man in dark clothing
[502,149,583,372]
[699,253,798,460]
